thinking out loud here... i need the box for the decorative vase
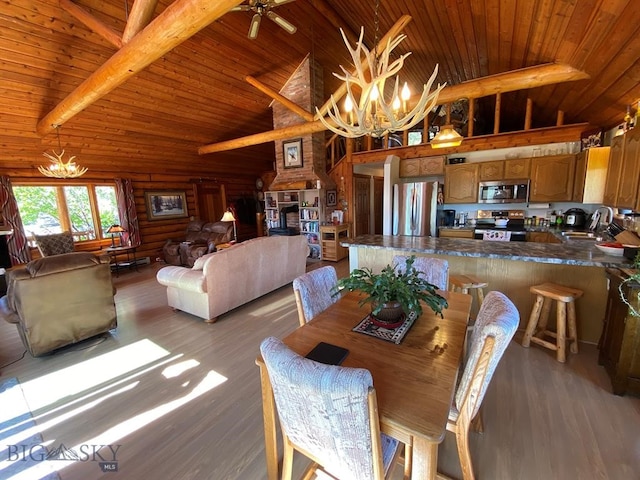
[371,301,405,328]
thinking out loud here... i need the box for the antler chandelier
[38,125,87,179]
[318,7,444,138]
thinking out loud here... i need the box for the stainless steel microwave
[478,180,529,204]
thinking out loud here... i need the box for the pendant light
[38,125,87,179]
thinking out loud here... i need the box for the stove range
[473,209,526,241]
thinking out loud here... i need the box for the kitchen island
[342,235,632,344]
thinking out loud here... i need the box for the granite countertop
[341,234,633,268]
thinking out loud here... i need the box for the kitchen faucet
[588,206,614,231]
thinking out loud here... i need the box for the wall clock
[255,178,264,190]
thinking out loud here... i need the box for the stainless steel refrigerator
[393,181,438,236]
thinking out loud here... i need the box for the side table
[105,245,139,277]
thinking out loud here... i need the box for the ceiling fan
[230,0,297,40]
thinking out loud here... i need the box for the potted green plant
[334,256,448,325]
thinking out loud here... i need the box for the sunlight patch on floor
[20,339,170,411]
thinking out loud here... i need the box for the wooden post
[557,110,565,126]
[468,98,475,138]
[494,93,501,134]
[525,98,533,130]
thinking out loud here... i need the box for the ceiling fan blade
[266,10,297,35]
[271,0,297,6]
[248,13,262,40]
[230,5,252,11]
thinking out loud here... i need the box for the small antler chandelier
[317,0,444,138]
[38,125,87,179]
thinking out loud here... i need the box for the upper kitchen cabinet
[617,128,640,209]
[444,163,478,203]
[572,146,610,203]
[478,161,504,181]
[504,158,531,179]
[603,135,625,207]
[399,156,445,178]
[529,155,576,202]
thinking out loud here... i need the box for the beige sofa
[156,235,308,322]
[0,252,117,356]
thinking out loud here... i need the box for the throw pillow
[192,252,216,270]
[34,231,75,257]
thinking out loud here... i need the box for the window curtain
[0,176,31,265]
[114,178,141,247]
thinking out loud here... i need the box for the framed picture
[145,191,188,221]
[326,189,337,207]
[283,138,303,168]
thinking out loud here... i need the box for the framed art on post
[283,139,303,168]
[145,191,188,221]
[326,190,337,207]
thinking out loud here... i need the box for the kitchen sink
[560,231,601,241]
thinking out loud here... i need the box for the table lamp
[107,224,125,247]
[220,210,237,243]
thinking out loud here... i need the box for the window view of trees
[14,184,120,244]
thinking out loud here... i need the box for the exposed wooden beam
[122,0,160,44]
[438,63,589,104]
[37,0,245,136]
[199,63,590,154]
[59,0,123,48]
[245,76,314,122]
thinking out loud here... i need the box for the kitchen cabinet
[599,269,640,396]
[444,163,478,203]
[478,161,504,181]
[572,146,610,203]
[504,158,531,179]
[399,156,445,178]
[438,228,474,239]
[616,128,640,209]
[603,134,625,207]
[529,155,575,202]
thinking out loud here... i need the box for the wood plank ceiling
[2,0,640,176]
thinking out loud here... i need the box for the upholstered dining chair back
[292,265,339,326]
[447,291,518,480]
[260,336,399,480]
[392,255,449,290]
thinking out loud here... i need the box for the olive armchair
[0,252,117,356]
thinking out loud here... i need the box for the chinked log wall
[4,159,268,265]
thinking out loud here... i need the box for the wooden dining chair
[446,291,519,480]
[392,255,449,290]
[259,336,403,480]
[292,265,339,326]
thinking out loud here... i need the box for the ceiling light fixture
[430,124,464,149]
[38,125,87,179]
[317,0,444,139]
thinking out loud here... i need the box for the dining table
[256,289,472,480]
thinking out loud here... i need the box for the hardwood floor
[1,258,639,480]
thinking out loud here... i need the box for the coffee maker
[439,209,456,227]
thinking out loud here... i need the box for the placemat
[352,310,418,344]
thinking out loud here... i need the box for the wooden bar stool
[522,282,583,363]
[449,274,488,312]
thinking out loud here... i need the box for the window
[14,184,120,246]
